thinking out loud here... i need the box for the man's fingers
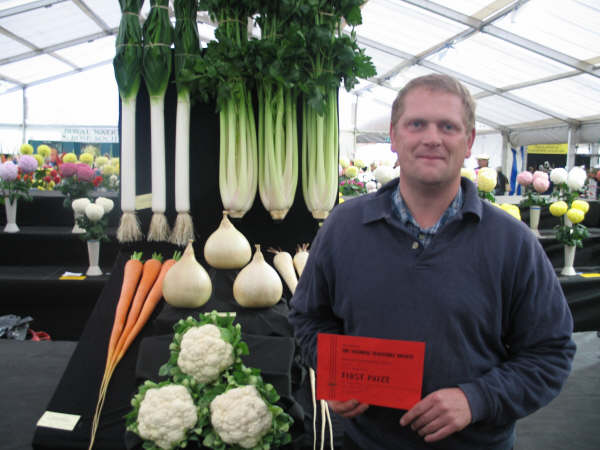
[399,398,430,426]
[326,399,369,418]
[423,424,454,443]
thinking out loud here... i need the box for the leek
[143,0,174,241]
[170,0,201,246]
[114,0,144,243]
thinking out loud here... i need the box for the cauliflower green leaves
[159,311,249,389]
[132,311,293,450]
[125,380,201,450]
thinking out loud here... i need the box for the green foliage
[131,311,293,450]
[554,222,589,248]
[478,189,496,204]
[142,0,174,97]
[76,214,110,242]
[174,0,202,95]
[339,175,366,196]
[0,178,32,204]
[55,177,94,208]
[519,187,548,208]
[113,0,144,100]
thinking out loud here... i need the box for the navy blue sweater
[289,178,575,450]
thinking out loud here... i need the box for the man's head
[476,154,489,167]
[389,74,476,192]
[391,74,476,134]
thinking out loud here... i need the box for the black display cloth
[0,265,109,340]
[32,248,307,450]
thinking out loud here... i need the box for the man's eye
[409,120,424,128]
[442,123,456,131]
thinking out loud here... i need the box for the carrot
[110,250,180,367]
[105,251,144,367]
[88,251,181,450]
[89,251,143,450]
[112,252,163,360]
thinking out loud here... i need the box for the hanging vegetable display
[114,0,144,243]
[254,3,302,221]
[197,0,258,218]
[143,0,174,241]
[297,2,376,220]
[170,0,202,246]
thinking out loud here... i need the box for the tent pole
[21,87,27,146]
[566,126,575,170]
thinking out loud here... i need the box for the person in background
[289,73,575,450]
[475,154,489,170]
[495,166,510,195]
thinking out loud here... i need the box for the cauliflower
[177,324,234,384]
[210,385,272,448]
[135,383,198,450]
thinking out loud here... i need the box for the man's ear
[465,128,476,158]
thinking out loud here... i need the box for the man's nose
[421,124,442,145]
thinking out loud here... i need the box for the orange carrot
[110,251,180,367]
[104,251,144,367]
[89,251,143,450]
[112,253,163,360]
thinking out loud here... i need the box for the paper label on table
[580,273,600,278]
[37,411,80,431]
[59,271,85,280]
[316,333,425,410]
[135,193,152,210]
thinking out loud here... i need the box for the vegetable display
[89,251,178,449]
[126,312,293,449]
[296,1,376,219]
[254,2,301,221]
[170,0,202,247]
[233,245,283,308]
[143,0,174,241]
[127,381,200,450]
[203,211,252,269]
[268,248,298,295]
[293,243,309,278]
[162,240,212,308]
[114,0,144,243]
[198,0,258,218]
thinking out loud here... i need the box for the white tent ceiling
[1,0,600,147]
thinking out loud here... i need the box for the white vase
[529,206,541,237]
[561,245,577,276]
[73,210,85,233]
[4,197,19,233]
[86,240,102,276]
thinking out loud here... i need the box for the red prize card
[316,333,425,410]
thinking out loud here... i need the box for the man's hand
[399,388,471,443]
[327,399,369,418]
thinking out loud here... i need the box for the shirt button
[412,241,419,249]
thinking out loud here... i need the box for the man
[289,74,575,450]
[475,154,489,169]
[495,166,510,195]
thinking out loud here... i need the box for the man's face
[390,87,475,189]
[477,158,488,167]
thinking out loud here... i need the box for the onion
[162,241,212,308]
[204,211,252,269]
[293,243,310,278]
[233,245,282,308]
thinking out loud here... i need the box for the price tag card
[317,333,425,410]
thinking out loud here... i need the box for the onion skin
[233,245,282,308]
[204,211,252,269]
[163,241,212,308]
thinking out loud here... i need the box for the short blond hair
[390,74,476,133]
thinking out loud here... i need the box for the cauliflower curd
[210,385,272,448]
[137,384,197,450]
[177,324,234,384]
